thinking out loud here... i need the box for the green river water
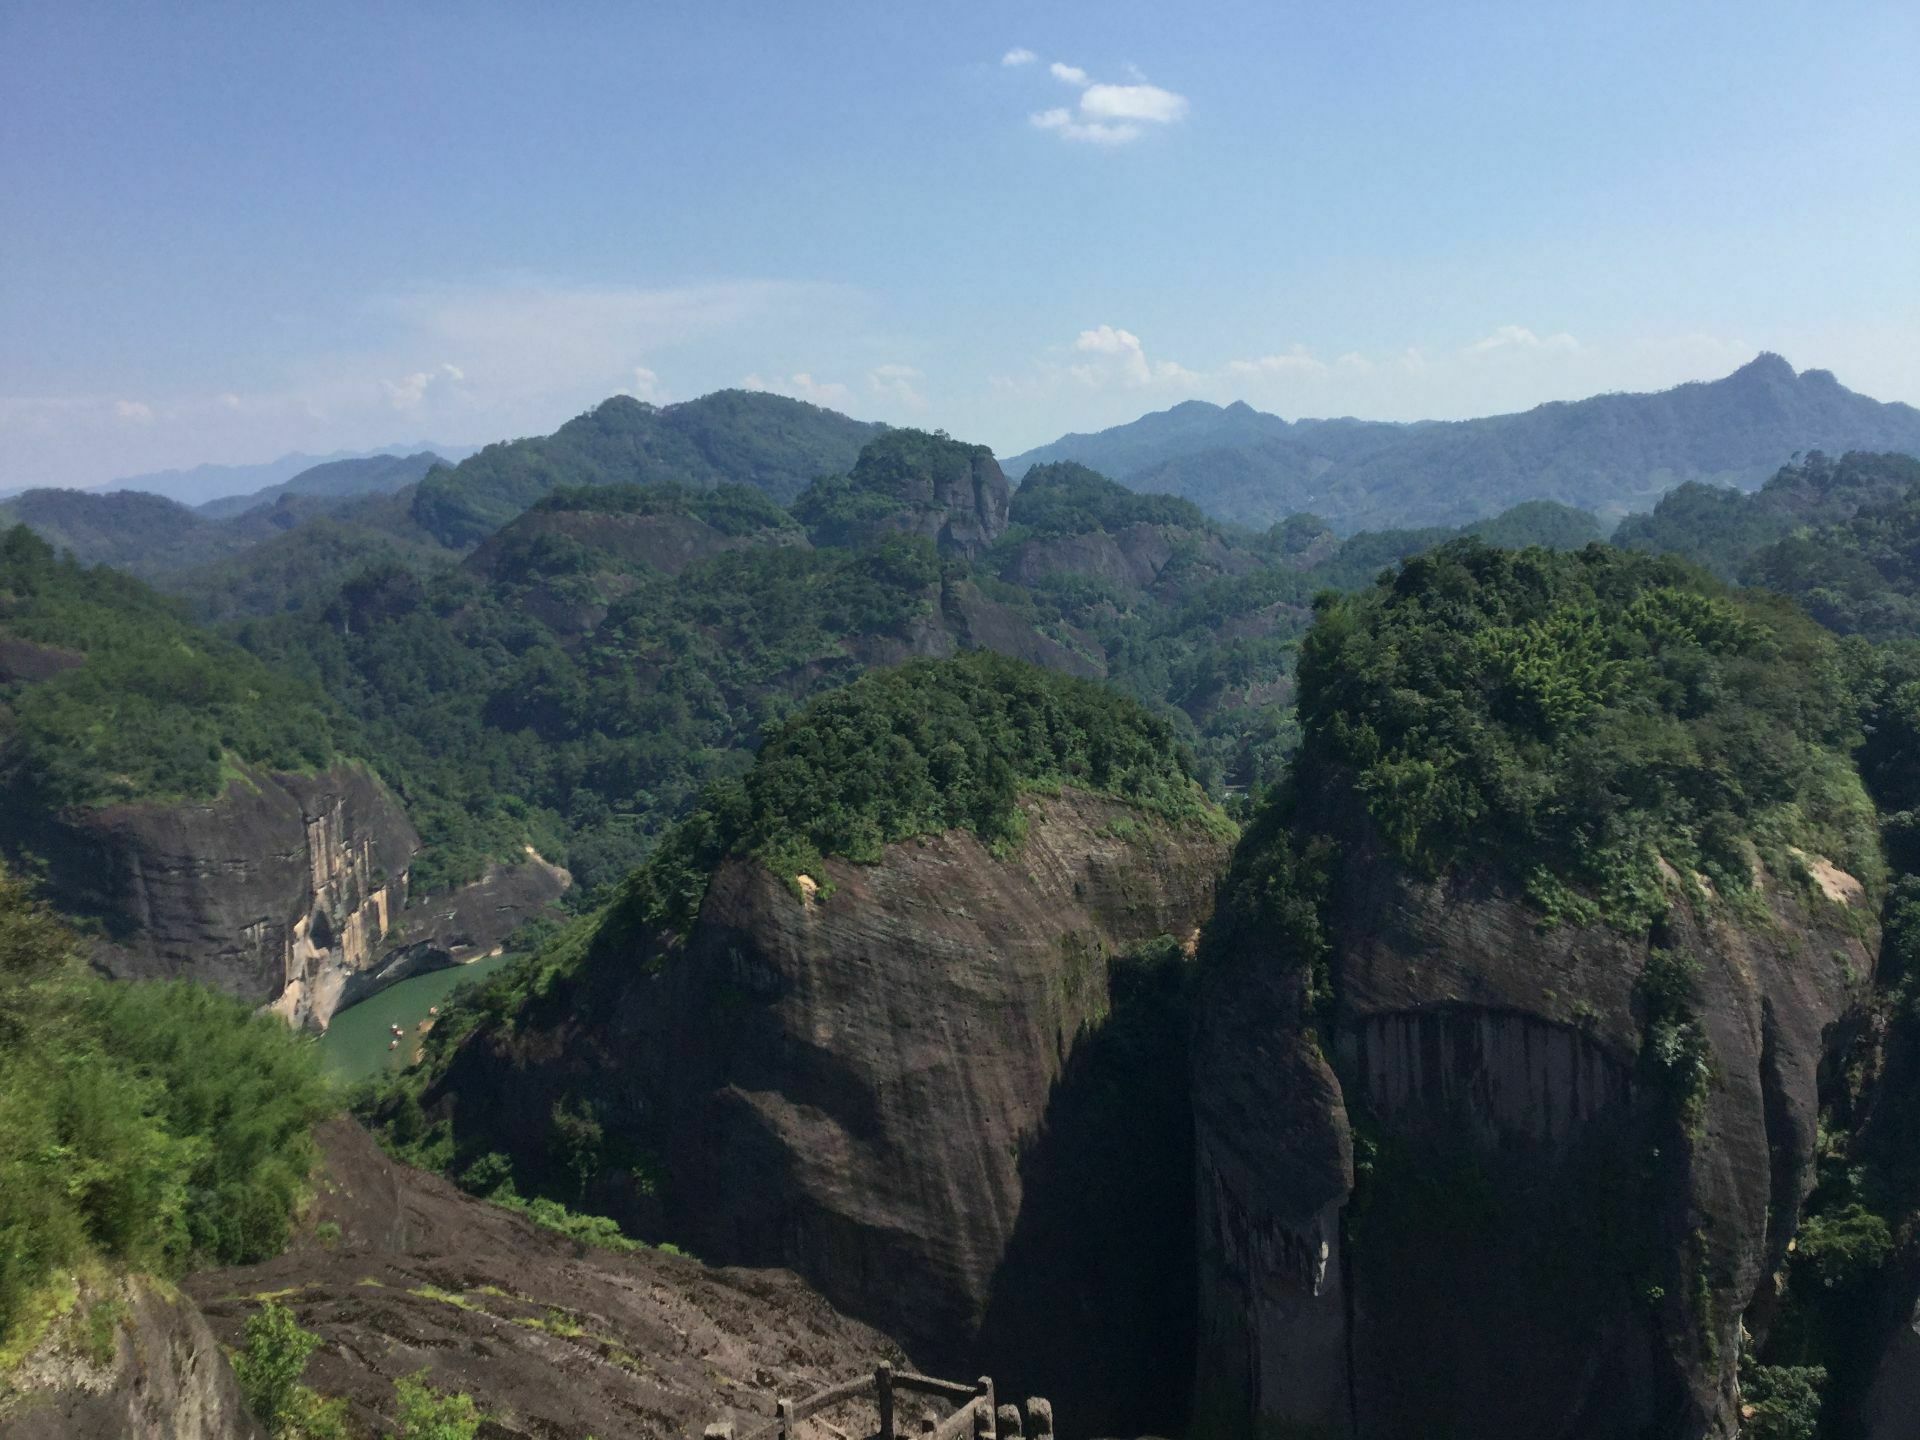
[318,951,516,1084]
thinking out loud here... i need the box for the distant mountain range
[1003,354,1920,531]
[196,450,447,520]
[91,441,477,509]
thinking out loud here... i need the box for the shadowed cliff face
[14,762,567,1028]
[1192,837,1878,1440]
[425,789,1229,1436]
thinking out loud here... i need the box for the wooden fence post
[776,1397,793,1440]
[1025,1398,1052,1440]
[876,1362,895,1440]
[975,1378,996,1440]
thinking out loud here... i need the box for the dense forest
[0,860,331,1338]
[0,526,338,809]
[9,378,1920,1439]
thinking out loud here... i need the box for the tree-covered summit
[1009,461,1213,537]
[1283,540,1881,924]
[412,389,885,546]
[792,428,1009,554]
[618,649,1226,934]
[0,525,337,807]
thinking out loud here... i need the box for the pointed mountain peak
[1729,352,1797,384]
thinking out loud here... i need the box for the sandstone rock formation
[17,762,565,1029]
[998,523,1259,599]
[424,789,1230,1434]
[1192,827,1878,1439]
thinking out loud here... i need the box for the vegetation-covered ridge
[1614,448,1920,582]
[1224,540,1882,945]
[0,861,333,1351]
[0,524,338,807]
[1008,460,1215,538]
[413,389,885,545]
[618,648,1228,935]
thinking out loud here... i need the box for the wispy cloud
[867,363,928,411]
[1007,55,1188,147]
[0,278,865,489]
[740,371,853,407]
[1001,47,1037,67]
[382,362,467,411]
[1081,82,1187,124]
[1030,108,1140,146]
[1463,325,1581,357]
[997,322,1633,422]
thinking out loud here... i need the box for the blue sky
[3,0,1918,488]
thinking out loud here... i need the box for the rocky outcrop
[10,762,568,1029]
[185,1118,897,1440]
[998,523,1259,599]
[426,790,1230,1435]
[19,762,417,1024]
[1193,834,1878,1439]
[335,849,573,1010]
[878,447,1009,558]
[0,1276,261,1440]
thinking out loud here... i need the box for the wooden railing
[706,1363,1054,1440]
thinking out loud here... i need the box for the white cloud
[741,371,853,408]
[1225,345,1328,379]
[1066,325,1207,389]
[113,399,154,423]
[382,361,468,411]
[867,363,928,411]
[1001,47,1037,66]
[1014,60,1187,146]
[1030,108,1141,145]
[1080,82,1188,124]
[629,366,665,403]
[1463,325,1580,357]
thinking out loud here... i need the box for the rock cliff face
[998,523,1259,599]
[880,447,1009,558]
[11,762,568,1029]
[427,789,1230,1435]
[1193,833,1877,1439]
[0,1275,262,1440]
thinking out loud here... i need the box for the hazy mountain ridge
[196,450,447,520]
[1005,354,1920,532]
[91,441,478,508]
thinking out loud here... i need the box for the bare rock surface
[426,790,1230,1435]
[1193,830,1878,1439]
[13,760,567,1029]
[0,1275,262,1440]
[184,1118,898,1440]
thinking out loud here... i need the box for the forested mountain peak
[410,388,887,546]
[793,428,1010,556]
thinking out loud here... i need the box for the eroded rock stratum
[22,761,564,1028]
